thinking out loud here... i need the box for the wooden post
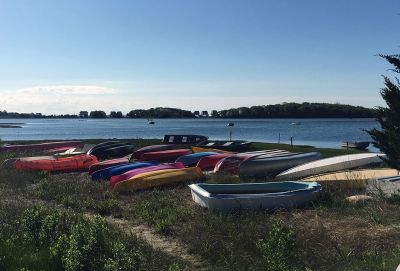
[290,137,293,148]
[278,133,280,143]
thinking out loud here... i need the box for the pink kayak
[0,141,84,153]
[196,153,234,171]
[110,162,185,187]
[89,156,131,174]
[131,144,177,160]
[139,149,191,162]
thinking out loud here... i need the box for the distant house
[193,111,200,118]
[79,111,89,118]
[201,111,209,117]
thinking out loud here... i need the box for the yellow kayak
[113,167,204,192]
[302,168,400,182]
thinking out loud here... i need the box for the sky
[0,0,399,114]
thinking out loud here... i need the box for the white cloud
[0,84,384,115]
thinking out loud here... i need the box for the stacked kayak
[162,134,208,144]
[15,154,98,172]
[188,181,321,211]
[276,153,387,180]
[89,156,131,174]
[175,152,218,167]
[113,167,204,192]
[238,152,322,177]
[196,153,234,170]
[131,144,177,160]
[138,149,191,162]
[196,140,252,152]
[110,162,185,187]
[91,161,159,181]
[214,150,290,174]
[0,141,84,153]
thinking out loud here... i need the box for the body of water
[0,118,379,149]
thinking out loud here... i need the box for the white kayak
[276,153,386,180]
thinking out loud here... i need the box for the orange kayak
[15,154,98,172]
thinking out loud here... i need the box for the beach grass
[0,139,398,270]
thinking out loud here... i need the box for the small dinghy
[91,161,159,181]
[131,144,177,160]
[196,140,252,152]
[113,167,204,192]
[188,181,321,211]
[238,152,322,177]
[89,156,131,174]
[139,149,191,162]
[367,175,400,197]
[276,153,386,180]
[175,152,218,167]
[214,150,292,174]
[162,134,208,144]
[110,162,185,187]
[341,141,370,150]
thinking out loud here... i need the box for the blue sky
[0,0,399,114]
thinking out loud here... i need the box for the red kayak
[139,149,191,162]
[214,150,284,174]
[196,153,234,171]
[0,141,84,153]
[109,162,185,187]
[15,154,97,172]
[131,144,176,160]
[88,156,131,175]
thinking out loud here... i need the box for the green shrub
[256,219,296,271]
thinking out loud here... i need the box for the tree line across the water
[0,102,377,119]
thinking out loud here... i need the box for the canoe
[196,140,252,152]
[87,142,130,157]
[341,141,370,150]
[162,134,208,144]
[113,167,204,192]
[276,153,387,180]
[110,162,185,187]
[131,144,177,160]
[139,149,192,162]
[87,141,122,154]
[238,152,322,177]
[367,175,400,196]
[175,152,218,167]
[196,153,234,170]
[93,144,134,160]
[188,181,321,211]
[91,161,159,181]
[15,154,98,172]
[89,157,131,174]
[214,150,292,174]
[0,141,84,153]
[302,168,400,182]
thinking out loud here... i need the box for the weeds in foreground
[0,205,187,271]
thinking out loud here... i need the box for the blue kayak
[91,161,159,181]
[175,152,218,167]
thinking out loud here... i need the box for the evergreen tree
[367,54,400,169]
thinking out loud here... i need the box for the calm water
[0,118,379,149]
